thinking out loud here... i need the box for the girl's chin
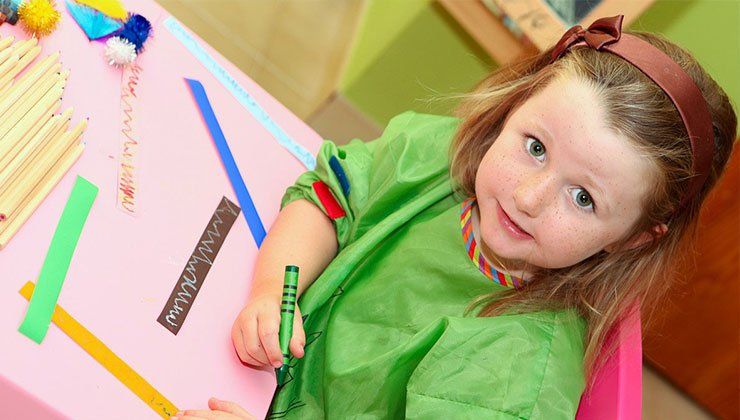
[480,233,527,263]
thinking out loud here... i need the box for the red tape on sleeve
[312,181,346,219]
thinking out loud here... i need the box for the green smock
[268,111,587,419]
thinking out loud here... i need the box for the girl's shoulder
[382,110,460,138]
[375,110,461,157]
[343,110,461,187]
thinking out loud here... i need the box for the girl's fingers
[289,306,306,358]
[231,324,250,365]
[231,315,263,366]
[244,314,271,366]
[208,398,255,419]
[257,311,283,368]
[181,409,214,417]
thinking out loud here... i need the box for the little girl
[174,15,737,420]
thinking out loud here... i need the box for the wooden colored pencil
[0,49,57,96]
[9,38,32,55]
[0,123,85,244]
[7,68,66,122]
[0,113,70,193]
[31,108,73,155]
[0,54,60,115]
[0,106,59,160]
[13,38,38,59]
[0,86,62,168]
[0,113,62,189]
[13,50,59,86]
[0,48,13,67]
[0,94,61,148]
[2,53,60,101]
[13,102,62,150]
[0,142,84,248]
[0,44,42,88]
[0,70,62,134]
[0,36,15,52]
[0,108,72,193]
[1,38,30,67]
[0,42,87,248]
[0,106,60,180]
[0,71,63,130]
[12,44,41,74]
[0,119,81,220]
[0,134,70,217]
[0,61,61,119]
[0,52,19,79]
[4,39,24,60]
[15,43,42,69]
[4,99,62,158]
[47,107,74,142]
[0,78,62,141]
[0,117,86,209]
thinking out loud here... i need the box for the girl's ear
[605,223,668,253]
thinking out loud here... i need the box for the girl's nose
[513,171,556,218]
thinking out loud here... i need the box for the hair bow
[550,15,624,62]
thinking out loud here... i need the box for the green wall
[340,0,432,91]
[340,0,494,124]
[341,0,739,128]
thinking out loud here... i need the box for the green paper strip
[18,176,98,344]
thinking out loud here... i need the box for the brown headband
[549,14,714,209]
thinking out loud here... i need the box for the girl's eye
[570,188,595,212]
[526,137,546,161]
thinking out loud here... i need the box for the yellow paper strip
[19,281,178,418]
[72,0,127,20]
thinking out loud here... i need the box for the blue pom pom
[119,13,151,53]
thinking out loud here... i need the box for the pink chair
[576,305,642,419]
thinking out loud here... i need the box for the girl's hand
[173,397,256,420]
[231,292,306,368]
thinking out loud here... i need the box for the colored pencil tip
[276,365,288,387]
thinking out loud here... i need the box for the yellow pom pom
[18,0,61,37]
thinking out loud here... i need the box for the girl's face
[475,75,656,271]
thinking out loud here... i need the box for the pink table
[0,0,322,418]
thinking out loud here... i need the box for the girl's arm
[231,198,337,369]
[248,198,338,300]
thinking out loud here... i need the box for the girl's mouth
[496,202,533,240]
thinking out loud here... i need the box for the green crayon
[276,265,299,386]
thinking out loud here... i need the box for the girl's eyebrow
[582,172,610,214]
[532,119,555,145]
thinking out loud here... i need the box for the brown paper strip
[157,196,241,335]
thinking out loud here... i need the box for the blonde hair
[449,31,737,389]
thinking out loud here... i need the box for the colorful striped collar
[460,197,525,289]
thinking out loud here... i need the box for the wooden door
[643,148,739,419]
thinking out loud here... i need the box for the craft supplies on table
[0,0,323,417]
[0,34,87,249]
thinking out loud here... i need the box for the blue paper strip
[163,16,316,170]
[329,155,350,197]
[186,78,266,248]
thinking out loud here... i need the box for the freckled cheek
[491,150,514,168]
[541,217,600,255]
[478,167,506,195]
[478,149,522,197]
